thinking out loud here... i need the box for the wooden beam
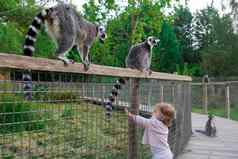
[0,53,192,81]
[128,78,140,159]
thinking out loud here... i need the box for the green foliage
[33,84,77,101]
[61,105,75,118]
[176,63,203,76]
[194,7,238,77]
[156,21,181,73]
[1,0,238,77]
[0,23,23,54]
[0,95,45,133]
[34,31,56,58]
[174,5,195,64]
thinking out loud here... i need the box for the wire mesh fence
[0,69,192,159]
[192,82,238,120]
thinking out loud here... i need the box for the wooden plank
[202,83,208,114]
[0,53,192,81]
[178,113,238,159]
[225,84,230,119]
[128,78,140,159]
[192,81,238,85]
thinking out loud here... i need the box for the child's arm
[125,108,151,128]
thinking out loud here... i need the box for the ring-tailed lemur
[22,3,106,100]
[196,114,217,137]
[23,3,106,67]
[104,36,160,118]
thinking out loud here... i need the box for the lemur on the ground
[104,36,160,118]
[22,2,106,100]
[196,114,217,137]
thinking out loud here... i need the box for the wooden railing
[0,53,192,81]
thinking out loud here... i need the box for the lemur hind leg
[56,38,75,65]
[83,45,90,71]
[77,45,90,71]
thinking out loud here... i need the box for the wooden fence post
[160,84,164,102]
[202,83,208,114]
[172,83,176,105]
[128,78,140,159]
[225,83,231,119]
[147,81,152,112]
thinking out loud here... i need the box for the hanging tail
[23,9,49,56]
[195,129,207,135]
[105,78,126,118]
[22,73,33,100]
[23,9,49,100]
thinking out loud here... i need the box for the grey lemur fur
[22,2,106,100]
[196,114,217,137]
[23,2,106,68]
[104,36,160,118]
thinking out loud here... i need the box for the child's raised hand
[125,108,134,118]
[124,108,129,115]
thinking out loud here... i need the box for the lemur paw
[63,59,74,66]
[83,63,90,71]
[68,59,75,64]
[58,57,74,66]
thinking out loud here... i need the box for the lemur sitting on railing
[104,36,160,118]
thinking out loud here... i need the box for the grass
[0,101,150,159]
[0,95,46,133]
[192,106,238,121]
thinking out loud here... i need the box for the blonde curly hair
[154,103,175,127]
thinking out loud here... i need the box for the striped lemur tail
[105,78,126,118]
[22,9,50,100]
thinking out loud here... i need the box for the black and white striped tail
[23,9,49,56]
[23,72,33,100]
[105,78,126,118]
[23,9,48,100]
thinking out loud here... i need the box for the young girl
[125,103,175,159]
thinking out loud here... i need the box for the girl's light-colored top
[133,115,172,156]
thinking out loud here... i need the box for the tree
[82,0,172,67]
[194,6,238,77]
[173,5,194,63]
[156,21,181,73]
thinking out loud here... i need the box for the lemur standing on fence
[104,36,160,118]
[22,2,106,100]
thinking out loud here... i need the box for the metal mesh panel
[0,70,192,158]
[191,82,238,119]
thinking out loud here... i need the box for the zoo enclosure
[0,53,192,159]
[192,81,238,119]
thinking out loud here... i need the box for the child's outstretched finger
[124,108,129,114]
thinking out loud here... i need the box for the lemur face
[147,36,160,48]
[98,25,107,43]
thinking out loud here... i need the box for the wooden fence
[0,53,192,159]
[192,81,238,119]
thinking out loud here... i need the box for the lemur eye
[99,27,104,32]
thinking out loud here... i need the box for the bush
[32,84,78,102]
[61,105,75,119]
[0,95,45,133]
